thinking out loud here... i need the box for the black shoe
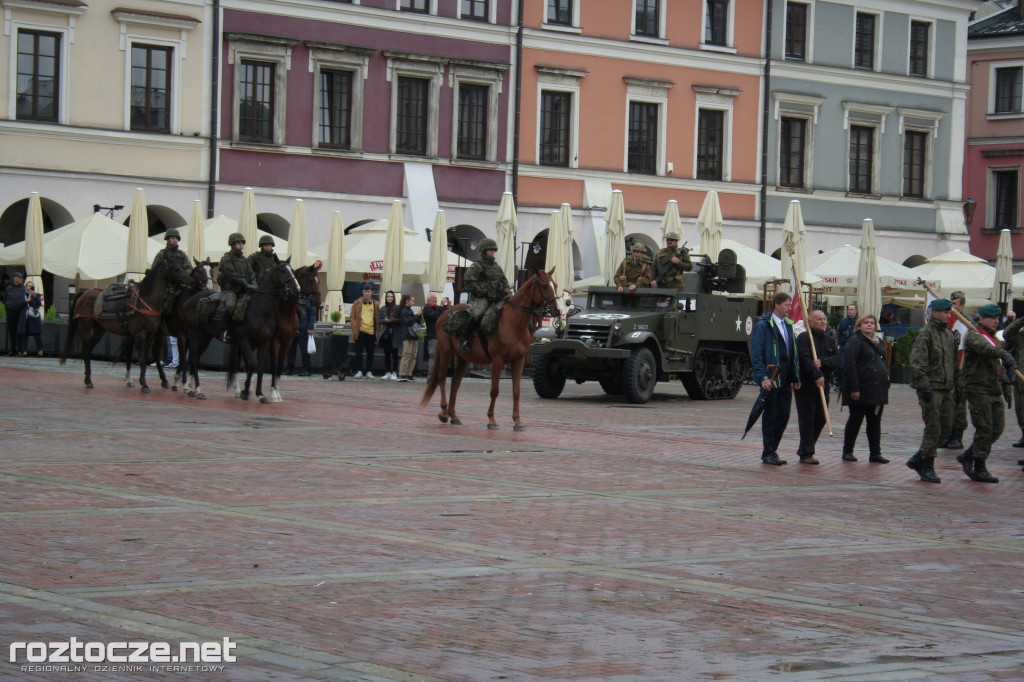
[919,464,941,484]
[799,456,820,465]
[297,370,311,377]
[956,447,975,478]
[970,465,999,483]
[842,452,858,462]
[906,452,923,473]
[1013,438,1024,448]
[942,430,964,449]
[761,454,787,466]
[284,368,294,375]
[869,454,890,464]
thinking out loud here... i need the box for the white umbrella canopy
[781,199,807,285]
[807,245,937,297]
[660,199,683,243]
[912,249,996,308]
[287,199,310,268]
[695,191,723,262]
[557,203,576,291]
[24,192,45,293]
[495,192,518,281]
[182,215,316,264]
[125,188,148,281]
[186,200,205,263]
[0,213,161,281]
[382,200,405,293]
[428,210,451,293]
[323,211,345,319]
[856,219,882,318]
[238,187,258,257]
[543,210,569,295]
[720,238,820,298]
[991,229,1013,306]
[603,190,627,286]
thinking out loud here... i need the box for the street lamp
[963,198,977,227]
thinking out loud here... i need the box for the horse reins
[504,275,559,319]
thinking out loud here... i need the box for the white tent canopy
[911,249,996,310]
[806,245,938,298]
[157,216,318,265]
[721,239,820,298]
[312,219,460,283]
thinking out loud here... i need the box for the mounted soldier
[152,228,193,319]
[217,232,257,341]
[248,234,280,286]
[460,237,511,353]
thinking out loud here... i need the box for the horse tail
[59,293,83,365]
[419,351,441,409]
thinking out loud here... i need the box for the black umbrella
[741,365,779,440]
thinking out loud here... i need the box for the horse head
[159,252,193,288]
[296,261,322,310]
[528,266,560,317]
[191,257,214,291]
[263,257,300,301]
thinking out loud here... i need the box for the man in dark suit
[750,291,801,465]
[794,309,841,464]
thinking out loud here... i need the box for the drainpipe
[207,0,221,218]
[759,0,773,254]
[511,0,524,207]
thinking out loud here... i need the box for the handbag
[306,335,316,354]
[26,306,41,319]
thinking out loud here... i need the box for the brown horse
[166,257,213,392]
[420,267,558,430]
[60,254,192,391]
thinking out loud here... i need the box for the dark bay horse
[165,257,213,392]
[60,254,192,391]
[419,267,558,430]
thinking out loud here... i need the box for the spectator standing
[794,309,841,464]
[841,314,890,464]
[349,283,380,379]
[420,293,447,365]
[835,304,858,392]
[17,280,44,356]
[750,291,801,465]
[998,309,1016,331]
[398,294,419,381]
[286,289,316,377]
[3,272,27,355]
[379,290,401,380]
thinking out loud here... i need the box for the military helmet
[258,235,275,247]
[228,232,246,246]
[165,228,181,241]
[630,240,646,253]
[665,232,680,241]
[478,238,498,252]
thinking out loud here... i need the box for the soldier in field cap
[907,298,958,483]
[614,241,652,292]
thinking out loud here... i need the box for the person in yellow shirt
[349,283,380,379]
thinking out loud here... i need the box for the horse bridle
[254,263,301,301]
[505,273,559,318]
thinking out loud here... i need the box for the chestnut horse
[60,254,192,391]
[419,267,558,430]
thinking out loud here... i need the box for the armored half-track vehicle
[529,248,758,403]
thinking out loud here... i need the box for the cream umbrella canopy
[543,210,565,287]
[781,200,807,286]
[323,211,346,319]
[186,200,205,264]
[382,201,406,293]
[856,219,882,318]
[558,203,576,291]
[23,192,45,293]
[660,199,683,242]
[312,220,459,283]
[428,211,450,293]
[287,199,310,268]
[695,190,723,262]
[495,192,518,282]
[991,229,1013,308]
[238,187,258,257]
[912,250,996,309]
[603,190,627,286]
[806,245,938,299]
[125,188,149,282]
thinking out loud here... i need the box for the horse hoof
[451,418,462,425]
[197,393,207,401]
[171,385,179,392]
[437,414,449,424]
[141,386,151,394]
[514,424,526,432]
[259,396,270,404]
[161,381,169,390]
[186,390,195,397]
[85,382,94,389]
[487,423,499,430]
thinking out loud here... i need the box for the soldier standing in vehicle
[460,238,511,354]
[957,304,1016,483]
[614,241,652,292]
[248,235,279,286]
[907,299,959,483]
[651,232,691,288]
[216,233,257,342]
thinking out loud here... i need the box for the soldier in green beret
[651,232,691,288]
[614,241,652,292]
[460,238,511,353]
[907,299,959,483]
[248,235,280,286]
[216,233,257,341]
[957,303,1016,483]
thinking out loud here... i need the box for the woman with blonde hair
[841,314,890,463]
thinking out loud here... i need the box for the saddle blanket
[93,284,134,318]
[442,302,503,336]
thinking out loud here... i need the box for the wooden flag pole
[791,254,833,436]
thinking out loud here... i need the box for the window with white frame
[633,0,662,39]
[459,0,490,22]
[784,2,808,61]
[15,29,60,122]
[308,43,370,152]
[991,168,1021,229]
[229,34,295,146]
[546,0,577,27]
[854,12,878,71]
[703,0,733,49]
[400,0,432,13]
[897,107,942,199]
[6,0,82,125]
[130,44,171,132]
[450,61,505,162]
[386,53,443,157]
[909,20,930,77]
[991,63,1023,116]
[536,66,584,168]
[624,77,670,175]
[843,102,890,195]
[693,86,737,181]
[773,92,822,190]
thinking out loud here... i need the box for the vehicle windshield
[588,293,623,310]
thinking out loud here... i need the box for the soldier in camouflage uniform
[957,304,1016,483]
[907,299,959,483]
[152,228,193,314]
[248,235,280,286]
[216,232,257,340]
[459,237,511,353]
[1000,314,1024,447]
[651,232,692,288]
[614,241,652,292]
[940,291,969,448]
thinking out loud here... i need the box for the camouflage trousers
[967,392,1004,464]
[918,388,954,460]
[952,393,968,432]
[1014,381,1024,430]
[218,290,250,323]
[467,298,489,321]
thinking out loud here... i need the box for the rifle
[652,241,690,287]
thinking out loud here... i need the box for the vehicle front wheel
[621,347,656,404]
[532,354,566,399]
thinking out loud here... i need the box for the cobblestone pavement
[1,355,1022,681]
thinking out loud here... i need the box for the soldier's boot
[1012,429,1024,448]
[942,429,964,450]
[919,458,941,484]
[956,446,975,478]
[905,451,924,473]
[970,461,999,483]
[459,317,478,354]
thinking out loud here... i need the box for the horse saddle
[442,302,504,337]
[197,293,220,323]
[93,283,135,319]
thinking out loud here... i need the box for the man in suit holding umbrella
[750,291,801,465]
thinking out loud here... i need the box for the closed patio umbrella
[238,187,258,257]
[696,191,723,262]
[24,192,45,294]
[991,229,1013,308]
[382,200,405,293]
[603,190,627,286]
[495,192,518,283]
[856,219,882,319]
[125,188,148,282]
[428,210,450,294]
[558,203,576,291]
[781,200,806,287]
[288,199,310,268]
[660,199,683,243]
[324,211,345,319]
[186,200,204,264]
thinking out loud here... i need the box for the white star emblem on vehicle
[736,315,742,331]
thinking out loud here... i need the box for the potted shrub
[891,327,919,384]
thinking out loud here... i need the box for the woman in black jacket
[378,290,402,380]
[397,294,420,381]
[841,314,890,463]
